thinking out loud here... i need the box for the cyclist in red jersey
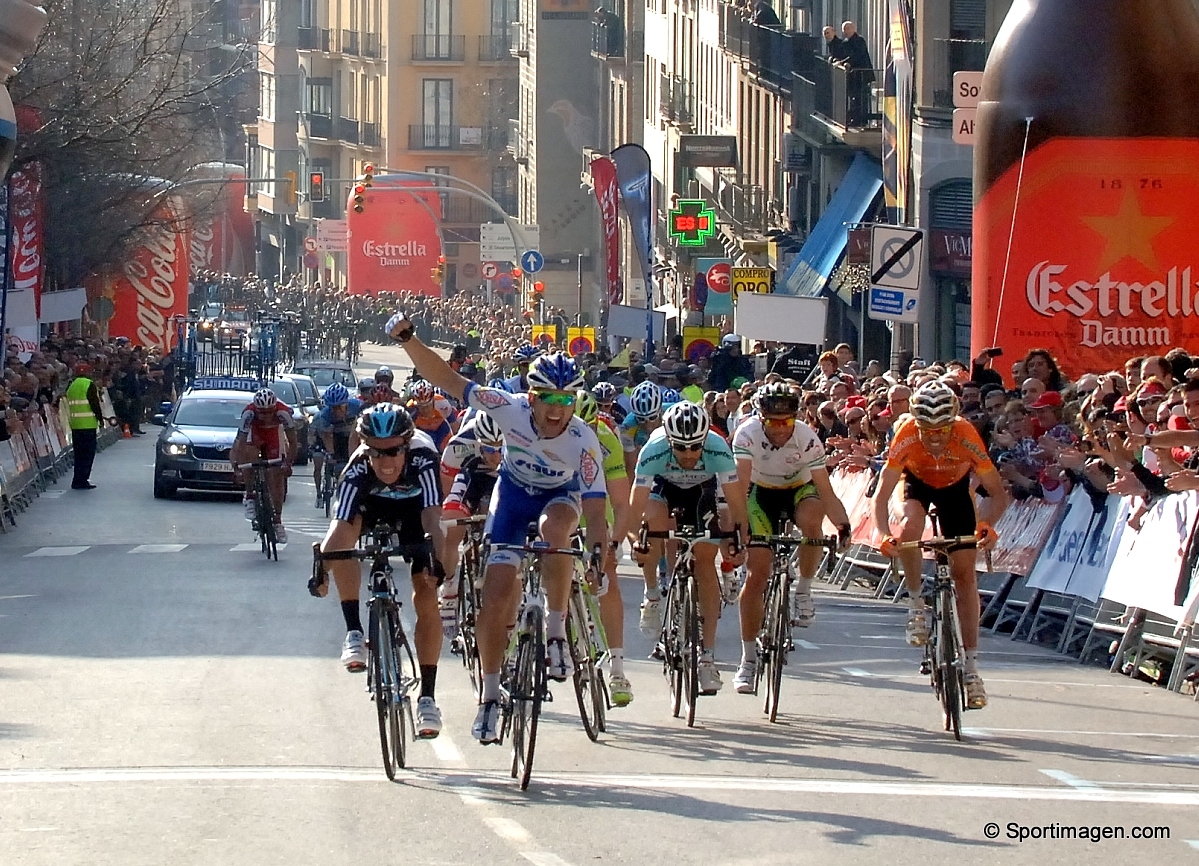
[230,388,298,543]
[872,381,1009,710]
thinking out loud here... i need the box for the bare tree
[7,0,256,289]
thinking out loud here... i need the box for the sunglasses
[367,444,407,458]
[480,445,502,456]
[764,416,797,427]
[534,391,576,407]
[671,442,703,452]
[919,423,955,435]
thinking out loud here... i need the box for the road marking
[229,542,289,552]
[857,635,905,640]
[522,854,574,866]
[0,594,37,601]
[24,546,89,557]
[483,816,530,843]
[964,727,1199,739]
[429,733,464,764]
[0,766,381,784]
[41,490,65,499]
[794,639,820,650]
[129,544,188,554]
[1040,769,1105,792]
[1185,841,1199,851]
[842,667,872,677]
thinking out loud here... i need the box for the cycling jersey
[441,415,499,478]
[238,402,295,461]
[407,402,453,451]
[334,429,441,521]
[732,416,825,488]
[633,428,738,490]
[595,421,626,482]
[885,415,996,489]
[619,414,657,454]
[310,399,364,462]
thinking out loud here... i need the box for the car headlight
[162,438,191,456]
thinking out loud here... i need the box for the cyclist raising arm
[873,381,1009,710]
[388,314,609,744]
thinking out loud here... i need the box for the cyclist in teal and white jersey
[387,314,609,745]
[620,379,664,477]
[628,402,748,695]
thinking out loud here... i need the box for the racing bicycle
[238,458,283,560]
[448,514,488,698]
[566,543,609,742]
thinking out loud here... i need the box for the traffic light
[284,170,297,207]
[362,162,374,187]
[308,171,325,203]
[532,280,545,298]
[352,183,367,214]
[430,254,447,285]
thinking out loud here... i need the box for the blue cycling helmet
[513,343,541,364]
[661,388,682,406]
[356,404,415,441]
[630,380,663,419]
[526,352,585,391]
[324,382,350,406]
[488,377,513,393]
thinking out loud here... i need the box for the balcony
[297,26,317,50]
[494,192,518,216]
[716,182,769,236]
[658,74,694,128]
[509,21,528,57]
[321,28,336,52]
[441,197,497,223]
[486,123,508,149]
[721,7,820,96]
[930,38,988,109]
[478,34,513,62]
[793,59,884,149]
[591,16,624,59]
[304,113,333,139]
[407,124,485,150]
[362,32,381,59]
[412,34,466,61]
[361,121,381,148]
[342,29,359,55]
[337,116,359,144]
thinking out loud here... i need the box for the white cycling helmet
[662,400,710,446]
[253,388,277,410]
[630,380,663,419]
[474,412,504,448]
[910,381,960,429]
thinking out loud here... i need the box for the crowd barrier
[822,468,1199,701]
[0,390,122,531]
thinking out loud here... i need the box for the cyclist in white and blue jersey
[619,379,664,477]
[502,343,542,393]
[628,401,748,696]
[387,314,610,745]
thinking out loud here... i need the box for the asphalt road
[1,342,1197,865]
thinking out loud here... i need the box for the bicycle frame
[238,458,283,560]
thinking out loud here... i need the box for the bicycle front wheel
[938,585,963,741]
[457,573,482,699]
[681,576,700,728]
[510,607,545,790]
[369,603,406,779]
[663,578,684,718]
[568,586,604,742]
[764,574,789,723]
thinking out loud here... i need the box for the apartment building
[247,0,520,290]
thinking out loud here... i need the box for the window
[422,78,453,141]
[300,0,314,28]
[491,0,518,34]
[259,73,275,121]
[261,0,277,43]
[425,0,452,35]
[427,165,451,213]
[492,165,516,215]
[306,78,333,115]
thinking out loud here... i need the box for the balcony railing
[486,123,508,149]
[591,16,624,59]
[494,193,518,216]
[478,34,513,61]
[509,21,528,57]
[721,7,820,95]
[337,116,359,144]
[930,38,988,108]
[305,113,333,139]
[342,29,359,55]
[795,57,884,131]
[361,121,381,148]
[658,74,694,127]
[407,124,485,150]
[321,28,336,52]
[297,26,316,50]
[441,197,497,223]
[362,32,381,58]
[716,182,768,235]
[412,34,466,61]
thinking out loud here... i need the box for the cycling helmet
[253,388,277,410]
[574,389,599,426]
[488,377,513,393]
[591,381,617,403]
[910,381,960,428]
[474,412,504,447]
[358,377,376,395]
[526,352,585,392]
[409,381,435,404]
[662,401,710,446]
[513,343,541,364]
[357,404,414,440]
[661,388,682,406]
[323,382,349,407]
[630,380,663,419]
[754,382,800,416]
[375,365,394,383]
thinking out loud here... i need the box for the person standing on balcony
[822,25,849,63]
[842,21,875,127]
[752,0,781,27]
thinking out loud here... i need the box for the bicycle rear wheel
[763,574,788,723]
[510,607,545,790]
[258,494,278,561]
[681,576,700,728]
[568,586,603,742]
[938,585,963,741]
[369,603,405,779]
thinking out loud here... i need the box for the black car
[151,388,248,498]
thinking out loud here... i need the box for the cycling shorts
[485,475,581,567]
[747,482,818,537]
[903,473,977,552]
[649,477,720,535]
[355,494,435,577]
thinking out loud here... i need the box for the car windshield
[224,310,250,323]
[201,303,222,319]
[289,378,318,401]
[294,367,352,387]
[267,380,300,404]
[173,399,245,428]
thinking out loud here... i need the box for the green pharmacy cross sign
[668,200,717,246]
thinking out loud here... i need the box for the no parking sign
[567,326,595,356]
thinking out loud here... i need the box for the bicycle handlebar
[748,534,838,548]
[237,458,284,469]
[894,535,979,550]
[633,522,742,554]
[448,515,489,527]
[490,541,586,558]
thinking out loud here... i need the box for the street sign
[315,218,348,252]
[953,108,977,145]
[867,287,920,324]
[480,223,539,262]
[520,249,545,274]
[303,237,318,253]
[731,267,772,300]
[497,273,515,291]
[303,251,319,269]
[481,261,499,279]
[953,71,984,108]
[870,226,924,291]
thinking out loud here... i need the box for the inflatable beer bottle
[972,0,1199,378]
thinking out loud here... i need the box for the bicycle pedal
[919,660,932,676]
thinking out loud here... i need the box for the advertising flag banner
[610,144,653,289]
[698,258,732,315]
[185,164,254,276]
[346,179,443,297]
[5,160,44,350]
[882,0,914,223]
[591,157,622,306]
[107,195,190,352]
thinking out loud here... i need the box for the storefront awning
[779,153,883,298]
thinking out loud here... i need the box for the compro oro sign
[731,267,772,300]
[346,182,443,297]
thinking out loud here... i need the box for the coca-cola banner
[107,195,190,352]
[974,139,1199,379]
[346,179,442,297]
[591,157,622,306]
[3,162,43,352]
[185,163,254,276]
